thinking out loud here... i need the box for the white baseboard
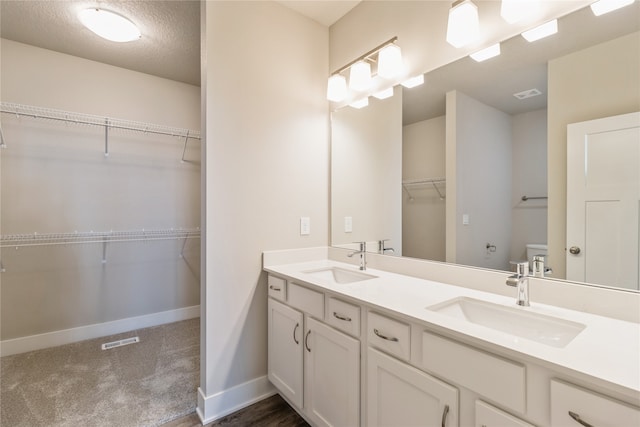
[0,305,200,357]
[197,376,276,425]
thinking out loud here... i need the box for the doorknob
[569,246,581,255]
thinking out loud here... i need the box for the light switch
[344,216,353,233]
[462,214,470,225]
[300,217,310,235]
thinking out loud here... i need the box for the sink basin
[427,297,585,348]
[303,267,377,284]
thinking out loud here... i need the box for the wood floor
[162,394,309,427]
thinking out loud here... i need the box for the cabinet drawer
[326,297,360,337]
[288,282,324,319]
[421,331,526,413]
[475,400,534,427]
[550,379,640,427]
[367,312,410,361]
[268,275,287,301]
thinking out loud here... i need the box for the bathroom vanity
[264,248,640,427]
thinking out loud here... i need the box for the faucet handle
[353,241,367,251]
[509,261,529,277]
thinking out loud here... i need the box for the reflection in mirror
[331,3,640,291]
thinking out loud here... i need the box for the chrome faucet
[378,239,395,255]
[348,241,367,270]
[531,255,545,278]
[506,261,530,307]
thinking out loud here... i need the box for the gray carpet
[1,318,199,427]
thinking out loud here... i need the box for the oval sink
[427,297,586,348]
[303,267,377,284]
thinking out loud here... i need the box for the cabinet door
[305,317,360,427]
[367,347,458,427]
[268,298,303,408]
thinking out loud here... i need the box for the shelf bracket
[102,240,108,264]
[432,182,445,200]
[181,131,190,162]
[104,119,110,157]
[180,234,189,258]
[0,126,6,149]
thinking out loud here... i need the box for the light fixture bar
[331,37,398,76]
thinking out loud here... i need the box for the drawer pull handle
[305,330,311,352]
[269,285,281,291]
[569,411,594,427]
[374,328,399,342]
[441,404,449,427]
[333,312,352,322]
[293,323,299,345]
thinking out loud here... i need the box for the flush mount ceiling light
[401,75,425,89]
[377,44,404,79]
[446,0,480,48]
[327,75,348,102]
[500,0,541,24]
[590,0,635,16]
[470,43,501,62]
[78,8,141,42]
[521,19,557,42]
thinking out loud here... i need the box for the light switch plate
[462,214,470,225]
[344,216,353,233]
[300,217,310,235]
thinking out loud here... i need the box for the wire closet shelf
[0,228,201,249]
[0,102,201,159]
[402,177,446,200]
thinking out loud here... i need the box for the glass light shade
[350,97,369,109]
[521,19,557,42]
[590,0,634,16]
[78,8,141,42]
[446,0,480,48]
[377,44,404,79]
[373,88,394,100]
[401,75,425,89]
[327,75,348,102]
[501,0,541,24]
[470,43,501,62]
[349,61,372,91]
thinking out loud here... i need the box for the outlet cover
[300,217,310,235]
[344,216,353,233]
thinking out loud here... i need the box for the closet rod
[0,102,201,141]
[1,228,200,249]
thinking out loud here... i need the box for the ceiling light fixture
[373,88,395,100]
[78,8,141,42]
[521,19,558,42]
[401,75,425,89]
[470,43,501,62]
[590,0,635,16]
[500,0,541,24]
[327,75,348,102]
[446,0,480,48]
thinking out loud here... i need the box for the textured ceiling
[1,0,201,86]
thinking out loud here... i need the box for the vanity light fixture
[446,0,480,48]
[350,97,369,109]
[590,0,635,16]
[349,61,373,91]
[373,88,394,100]
[327,74,348,102]
[78,8,141,42]
[470,43,501,62]
[377,44,404,79]
[521,19,558,42]
[500,0,541,24]
[401,75,425,89]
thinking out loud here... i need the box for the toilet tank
[526,244,548,265]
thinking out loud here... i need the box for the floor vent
[101,336,140,350]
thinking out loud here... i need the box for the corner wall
[199,2,329,422]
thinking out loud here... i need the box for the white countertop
[264,259,640,400]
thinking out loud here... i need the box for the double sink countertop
[264,258,640,401]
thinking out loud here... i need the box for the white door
[304,317,360,427]
[367,347,458,427]
[268,298,304,408]
[566,112,640,290]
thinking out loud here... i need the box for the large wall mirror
[331,3,640,292]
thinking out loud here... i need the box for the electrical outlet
[300,217,310,235]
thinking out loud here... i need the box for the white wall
[199,2,329,422]
[331,88,402,253]
[0,39,201,343]
[446,91,512,271]
[548,31,640,279]
[402,116,445,261]
[510,109,547,264]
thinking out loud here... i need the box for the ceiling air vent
[513,88,542,100]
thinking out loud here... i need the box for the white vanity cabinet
[475,400,535,427]
[367,347,459,426]
[267,276,360,427]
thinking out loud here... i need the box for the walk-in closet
[0,2,201,425]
